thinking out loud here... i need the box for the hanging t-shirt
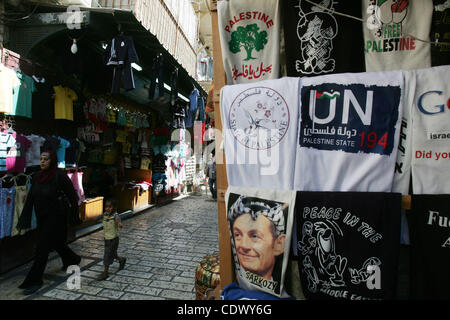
[122,141,132,154]
[142,114,150,128]
[407,194,450,300]
[42,135,60,153]
[117,109,127,126]
[294,71,403,192]
[25,134,46,167]
[32,82,55,121]
[225,186,296,298]
[197,96,205,122]
[411,65,450,194]
[0,64,21,113]
[107,108,117,123]
[430,0,450,67]
[296,191,401,300]
[54,85,78,120]
[0,132,16,172]
[282,0,365,77]
[7,72,36,118]
[218,0,281,84]
[56,137,71,168]
[65,138,80,168]
[140,157,151,170]
[392,70,414,195]
[186,89,199,128]
[362,0,433,72]
[77,140,86,166]
[6,133,31,173]
[115,129,128,143]
[220,77,300,190]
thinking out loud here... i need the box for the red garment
[6,133,31,173]
[153,128,169,136]
[202,122,206,144]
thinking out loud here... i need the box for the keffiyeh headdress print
[228,195,285,235]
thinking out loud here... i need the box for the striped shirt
[0,132,16,171]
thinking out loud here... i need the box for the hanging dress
[11,175,31,236]
[0,176,16,238]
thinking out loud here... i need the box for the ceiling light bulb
[71,39,78,54]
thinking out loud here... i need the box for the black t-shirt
[73,100,86,127]
[430,0,450,66]
[32,82,54,121]
[295,191,401,300]
[282,0,365,76]
[407,195,450,300]
[65,138,80,167]
[42,135,60,153]
[152,153,167,173]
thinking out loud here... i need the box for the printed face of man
[232,213,286,280]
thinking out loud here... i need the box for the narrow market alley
[0,193,219,300]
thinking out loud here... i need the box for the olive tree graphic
[229,24,268,61]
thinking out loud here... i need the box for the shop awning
[6,3,206,106]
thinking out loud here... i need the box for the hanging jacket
[105,35,139,67]
[104,35,139,93]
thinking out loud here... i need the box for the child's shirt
[103,212,120,240]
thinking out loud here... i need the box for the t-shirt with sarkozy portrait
[225,186,296,298]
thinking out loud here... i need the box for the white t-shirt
[25,135,46,167]
[294,71,403,192]
[411,65,450,194]
[218,0,280,84]
[392,70,415,195]
[362,0,432,72]
[220,77,300,190]
[0,64,21,113]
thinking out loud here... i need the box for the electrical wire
[303,0,450,47]
[0,3,40,22]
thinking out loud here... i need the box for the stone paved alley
[0,194,219,300]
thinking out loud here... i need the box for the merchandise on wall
[392,70,414,195]
[410,65,450,194]
[104,34,139,94]
[225,186,296,298]
[430,0,450,67]
[295,191,401,300]
[220,77,300,190]
[0,173,37,239]
[407,194,450,300]
[294,70,404,192]
[218,0,281,84]
[362,0,433,72]
[215,0,450,301]
[282,0,365,76]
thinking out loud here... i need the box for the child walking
[98,198,126,280]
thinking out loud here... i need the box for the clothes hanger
[6,119,15,134]
[1,173,14,182]
[13,173,29,185]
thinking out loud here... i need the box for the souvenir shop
[211,0,450,300]
[0,7,209,273]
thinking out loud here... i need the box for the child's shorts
[104,237,119,266]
